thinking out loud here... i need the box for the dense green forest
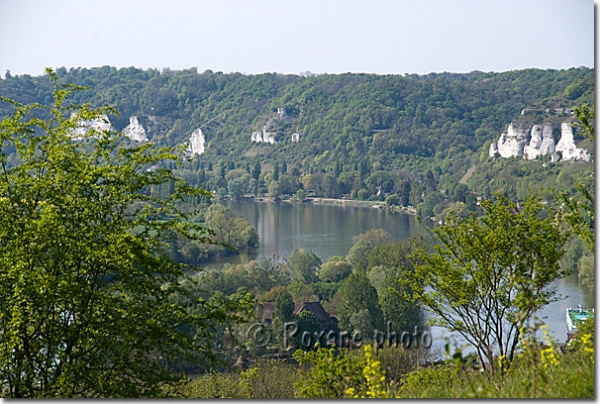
[0,67,593,208]
[0,68,594,398]
[1,65,593,272]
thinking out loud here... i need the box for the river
[207,199,593,350]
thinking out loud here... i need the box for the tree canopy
[0,69,253,397]
[403,194,571,373]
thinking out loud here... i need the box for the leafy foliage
[0,70,253,397]
[287,248,322,284]
[404,194,571,374]
[293,345,365,398]
[0,67,593,209]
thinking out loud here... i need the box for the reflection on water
[203,199,593,346]
[204,200,428,269]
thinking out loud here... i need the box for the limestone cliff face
[495,123,528,158]
[122,116,148,142]
[539,125,556,156]
[251,120,278,144]
[489,142,498,157]
[524,124,556,160]
[70,113,112,139]
[490,119,590,162]
[251,131,264,143]
[556,123,591,162]
[187,128,206,156]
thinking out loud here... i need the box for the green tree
[560,104,594,252]
[291,188,307,202]
[293,345,365,398]
[357,188,370,200]
[577,254,594,292]
[385,194,400,207]
[322,173,339,198]
[295,311,322,349]
[367,240,422,333]
[397,180,411,206]
[403,194,570,374]
[0,70,253,397]
[318,256,353,283]
[353,228,393,249]
[288,249,321,284]
[379,275,422,334]
[252,161,261,180]
[301,174,314,192]
[452,183,469,203]
[271,291,295,348]
[346,239,371,272]
[337,271,384,338]
[204,204,258,251]
[273,291,295,324]
[268,180,282,200]
[227,176,248,199]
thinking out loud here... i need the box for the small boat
[566,305,594,342]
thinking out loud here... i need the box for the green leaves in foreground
[0,69,252,397]
[403,193,571,374]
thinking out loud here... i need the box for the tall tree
[337,271,384,339]
[287,249,321,284]
[271,290,295,348]
[403,194,570,374]
[367,240,422,333]
[252,161,261,180]
[273,161,280,181]
[561,104,594,251]
[0,70,253,397]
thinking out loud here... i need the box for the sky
[0,0,595,77]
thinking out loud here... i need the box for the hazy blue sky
[0,0,594,77]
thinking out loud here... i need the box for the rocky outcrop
[122,116,148,142]
[251,119,277,144]
[556,123,591,162]
[539,125,556,156]
[495,123,528,158]
[186,128,206,156]
[489,142,498,157]
[524,124,556,160]
[70,112,112,139]
[523,124,543,160]
[251,131,264,143]
[264,134,277,144]
[490,119,590,162]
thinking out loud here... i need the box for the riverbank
[247,196,417,216]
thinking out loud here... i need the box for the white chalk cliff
[488,142,498,157]
[490,120,590,162]
[70,112,112,139]
[122,116,148,142]
[251,119,278,144]
[186,128,206,156]
[556,123,591,162]
[523,124,556,160]
[495,123,528,158]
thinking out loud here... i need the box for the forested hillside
[0,68,594,398]
[0,67,593,205]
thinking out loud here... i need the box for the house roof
[294,301,330,324]
[254,301,275,323]
[254,300,332,325]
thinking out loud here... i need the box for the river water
[208,199,593,350]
